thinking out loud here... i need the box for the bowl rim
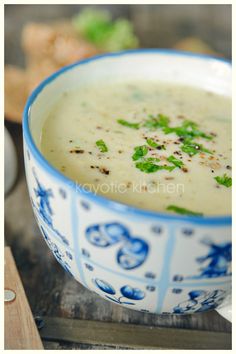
[23,48,232,225]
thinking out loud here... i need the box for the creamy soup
[41,81,231,216]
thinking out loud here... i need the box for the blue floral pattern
[173,289,226,314]
[26,167,231,314]
[86,222,149,270]
[197,240,231,278]
[94,278,145,305]
[188,239,232,279]
[33,171,53,227]
[33,169,69,246]
[40,226,72,275]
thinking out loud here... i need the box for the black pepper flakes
[99,167,110,175]
[174,151,181,155]
[182,167,188,173]
[157,145,165,150]
[70,149,84,154]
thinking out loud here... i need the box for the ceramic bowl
[23,49,231,315]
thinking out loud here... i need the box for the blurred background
[5,4,232,66]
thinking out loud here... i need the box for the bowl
[23,49,231,315]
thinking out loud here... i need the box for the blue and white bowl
[23,49,231,315]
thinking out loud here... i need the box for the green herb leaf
[143,118,159,130]
[145,157,161,162]
[135,161,175,173]
[143,114,170,130]
[181,141,212,156]
[144,115,213,143]
[167,155,184,168]
[167,205,203,216]
[132,145,148,161]
[166,120,213,141]
[117,119,140,129]
[72,9,138,51]
[158,114,170,127]
[146,138,158,148]
[182,120,213,140]
[214,174,232,188]
[135,161,161,173]
[161,165,176,172]
[96,139,108,153]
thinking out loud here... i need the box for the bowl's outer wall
[23,51,232,315]
[23,141,231,315]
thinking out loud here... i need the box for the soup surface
[41,81,231,216]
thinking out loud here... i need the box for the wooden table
[5,122,232,349]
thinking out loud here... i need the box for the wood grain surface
[39,316,231,349]
[4,247,43,349]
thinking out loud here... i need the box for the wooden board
[4,247,44,349]
[40,316,231,349]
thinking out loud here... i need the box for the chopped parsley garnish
[117,119,140,129]
[135,162,175,173]
[132,145,185,173]
[143,114,169,130]
[167,155,184,168]
[135,161,160,173]
[132,145,148,161]
[96,139,108,152]
[181,139,212,156]
[163,120,213,141]
[145,157,161,162]
[214,174,232,188]
[146,138,166,150]
[143,116,213,157]
[135,160,176,173]
[161,165,176,172]
[120,113,215,170]
[167,205,203,216]
[146,138,158,148]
